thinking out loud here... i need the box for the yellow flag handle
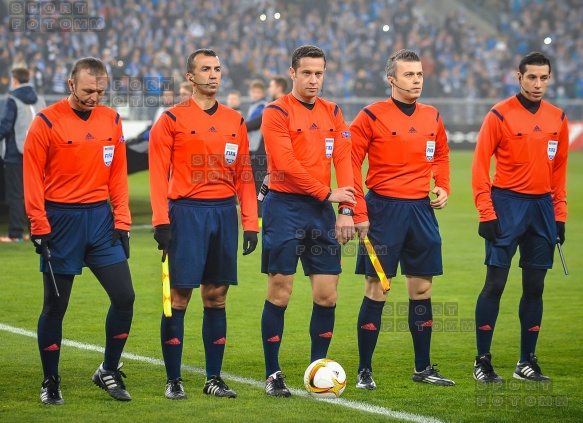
[162,253,172,317]
[363,236,391,292]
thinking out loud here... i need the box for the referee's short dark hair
[385,49,420,78]
[70,57,108,82]
[291,45,326,70]
[519,51,551,74]
[186,49,218,74]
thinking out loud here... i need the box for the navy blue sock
[262,300,286,378]
[519,296,543,362]
[475,266,509,355]
[37,272,72,379]
[475,293,501,355]
[519,267,546,362]
[161,308,186,381]
[409,298,432,372]
[104,308,133,371]
[37,315,63,378]
[202,307,227,379]
[310,302,336,363]
[357,296,385,373]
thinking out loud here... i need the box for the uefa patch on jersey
[103,145,114,167]
[325,138,334,158]
[426,141,436,161]
[341,131,351,138]
[119,135,125,143]
[224,143,238,165]
[547,140,558,160]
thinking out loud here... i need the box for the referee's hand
[112,228,130,259]
[31,233,52,262]
[335,215,355,245]
[478,219,500,243]
[328,186,356,205]
[242,231,258,255]
[154,224,172,251]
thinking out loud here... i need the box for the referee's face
[518,64,550,102]
[69,69,107,111]
[290,57,325,104]
[188,55,221,97]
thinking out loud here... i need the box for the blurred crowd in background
[1,0,582,105]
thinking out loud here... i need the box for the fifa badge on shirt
[103,145,114,167]
[426,141,436,161]
[548,140,558,160]
[325,138,334,158]
[224,143,239,165]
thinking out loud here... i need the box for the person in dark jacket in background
[0,67,46,242]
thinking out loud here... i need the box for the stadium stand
[1,0,582,102]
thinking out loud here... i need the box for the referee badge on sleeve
[225,143,239,165]
[426,141,436,161]
[103,145,114,166]
[325,138,334,158]
[548,140,558,160]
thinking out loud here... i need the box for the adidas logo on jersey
[310,123,319,130]
[533,125,542,132]
[209,126,218,132]
[408,127,417,133]
[85,132,95,140]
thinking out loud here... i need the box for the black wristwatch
[338,207,354,216]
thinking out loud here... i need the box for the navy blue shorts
[261,191,341,276]
[168,197,238,288]
[356,190,443,278]
[485,188,556,269]
[41,201,127,275]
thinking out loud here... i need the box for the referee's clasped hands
[328,186,357,205]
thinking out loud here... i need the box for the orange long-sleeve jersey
[23,98,130,235]
[472,95,569,222]
[149,99,258,232]
[350,98,450,224]
[261,94,353,202]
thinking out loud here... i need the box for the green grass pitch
[0,150,581,422]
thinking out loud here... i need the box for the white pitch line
[1,323,445,423]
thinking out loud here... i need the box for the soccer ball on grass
[303,358,346,398]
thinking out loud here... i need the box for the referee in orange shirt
[350,49,454,389]
[472,51,568,383]
[24,57,134,405]
[149,49,258,400]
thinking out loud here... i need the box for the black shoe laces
[360,369,373,384]
[169,378,183,390]
[44,376,61,396]
[110,369,127,389]
[275,373,287,389]
[478,356,495,373]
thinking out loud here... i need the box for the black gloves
[243,231,258,255]
[31,233,52,261]
[112,229,130,259]
[154,224,172,251]
[478,219,501,243]
[556,221,565,245]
